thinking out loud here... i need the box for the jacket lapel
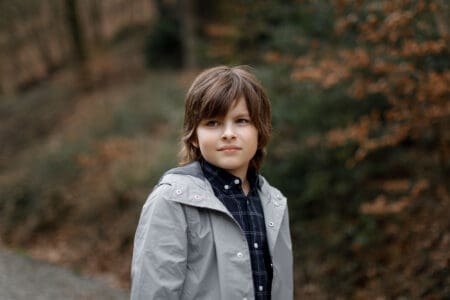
[259,178,287,255]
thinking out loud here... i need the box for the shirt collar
[199,159,261,192]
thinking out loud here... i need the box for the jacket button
[193,194,200,200]
[237,252,243,258]
[175,189,182,195]
[268,222,274,227]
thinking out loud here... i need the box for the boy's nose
[221,123,236,140]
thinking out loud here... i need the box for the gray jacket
[131,161,293,300]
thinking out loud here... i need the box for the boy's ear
[191,139,198,148]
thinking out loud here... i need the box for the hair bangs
[198,75,243,120]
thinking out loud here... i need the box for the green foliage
[260,69,362,193]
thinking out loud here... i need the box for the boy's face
[194,97,258,180]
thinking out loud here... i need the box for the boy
[131,66,293,300]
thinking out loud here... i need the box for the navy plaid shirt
[200,159,273,299]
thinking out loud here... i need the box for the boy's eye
[237,118,250,124]
[205,120,219,127]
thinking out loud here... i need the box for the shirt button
[259,285,264,291]
[175,189,182,195]
[268,221,274,227]
[254,243,259,249]
[237,252,243,258]
[193,195,200,200]
[224,184,230,190]
[234,179,240,184]
[243,298,248,300]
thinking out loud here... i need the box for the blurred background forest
[0,0,449,298]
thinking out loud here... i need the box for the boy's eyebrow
[234,113,251,118]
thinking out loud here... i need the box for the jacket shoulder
[148,170,218,210]
[161,161,204,180]
[258,174,288,209]
[154,161,206,191]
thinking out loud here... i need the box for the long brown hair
[179,65,272,171]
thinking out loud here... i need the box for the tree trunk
[65,0,91,88]
[89,1,104,49]
[179,0,198,70]
[65,0,86,63]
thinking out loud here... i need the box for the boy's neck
[242,178,250,195]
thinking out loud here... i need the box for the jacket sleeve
[130,184,188,300]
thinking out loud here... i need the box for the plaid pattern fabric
[200,159,273,300]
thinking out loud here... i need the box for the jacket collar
[160,161,230,214]
[160,161,287,254]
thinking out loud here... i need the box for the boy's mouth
[218,146,241,151]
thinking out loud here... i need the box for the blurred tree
[89,1,103,47]
[145,0,183,68]
[0,0,155,93]
[285,0,449,297]
[207,0,449,297]
[64,0,87,63]
[64,0,92,88]
[0,0,61,91]
[180,0,198,69]
[145,0,221,69]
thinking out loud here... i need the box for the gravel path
[0,249,129,300]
